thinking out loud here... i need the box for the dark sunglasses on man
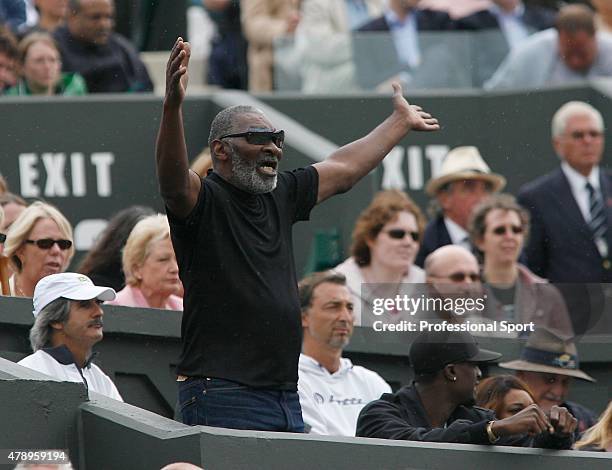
[25,238,72,250]
[219,129,285,149]
[384,228,419,242]
[431,272,481,283]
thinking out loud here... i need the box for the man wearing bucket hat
[356,329,576,448]
[17,272,123,401]
[500,327,597,437]
[415,146,506,267]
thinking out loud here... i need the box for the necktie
[586,182,607,241]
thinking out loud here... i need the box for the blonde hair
[4,201,74,272]
[122,214,171,286]
[575,400,612,450]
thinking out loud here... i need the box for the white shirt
[561,161,601,224]
[332,257,426,325]
[18,347,123,401]
[385,8,421,69]
[298,354,391,436]
[444,217,471,249]
[489,2,529,49]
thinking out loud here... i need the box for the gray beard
[228,147,277,194]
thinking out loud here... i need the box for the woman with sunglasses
[4,201,74,297]
[333,190,426,325]
[468,194,573,337]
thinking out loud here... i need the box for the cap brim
[499,360,596,382]
[466,348,502,364]
[425,173,506,196]
[62,285,116,302]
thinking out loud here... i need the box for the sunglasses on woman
[385,229,419,242]
[491,225,523,236]
[25,238,73,250]
[219,129,285,149]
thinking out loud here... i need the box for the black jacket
[415,214,452,268]
[356,384,572,449]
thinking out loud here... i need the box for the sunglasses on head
[385,229,419,242]
[219,129,285,149]
[491,225,523,236]
[25,238,72,250]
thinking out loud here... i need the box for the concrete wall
[2,357,611,470]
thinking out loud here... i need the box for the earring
[452,377,457,382]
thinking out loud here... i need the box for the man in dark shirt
[156,37,439,432]
[357,330,577,448]
[54,0,152,93]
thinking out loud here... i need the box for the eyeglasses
[432,272,481,283]
[568,130,603,140]
[491,225,523,236]
[385,229,419,242]
[219,130,285,149]
[25,238,73,250]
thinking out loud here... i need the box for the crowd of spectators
[2,1,612,94]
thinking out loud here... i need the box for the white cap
[33,273,116,318]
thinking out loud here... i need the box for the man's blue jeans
[177,377,305,432]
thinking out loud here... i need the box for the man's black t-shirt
[168,167,319,390]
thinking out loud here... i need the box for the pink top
[106,284,183,311]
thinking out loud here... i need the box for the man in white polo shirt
[297,271,391,435]
[18,272,122,401]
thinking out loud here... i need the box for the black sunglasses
[432,272,481,283]
[25,238,73,250]
[491,225,523,236]
[219,130,285,149]
[385,229,419,242]
[447,272,480,283]
[0,233,5,244]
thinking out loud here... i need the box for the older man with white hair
[17,272,122,400]
[518,100,611,284]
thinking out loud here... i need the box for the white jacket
[298,353,391,436]
[18,347,123,401]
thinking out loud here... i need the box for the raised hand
[165,37,191,108]
[391,82,440,132]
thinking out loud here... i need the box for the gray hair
[208,105,264,152]
[29,297,71,351]
[551,101,604,138]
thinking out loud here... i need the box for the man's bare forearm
[330,111,409,189]
[155,103,192,207]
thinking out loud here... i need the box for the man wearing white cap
[415,146,506,267]
[17,272,122,401]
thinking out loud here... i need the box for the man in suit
[518,101,611,334]
[353,0,456,90]
[415,146,506,267]
[518,100,612,283]
[458,0,556,49]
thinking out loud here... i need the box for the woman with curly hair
[333,190,426,325]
